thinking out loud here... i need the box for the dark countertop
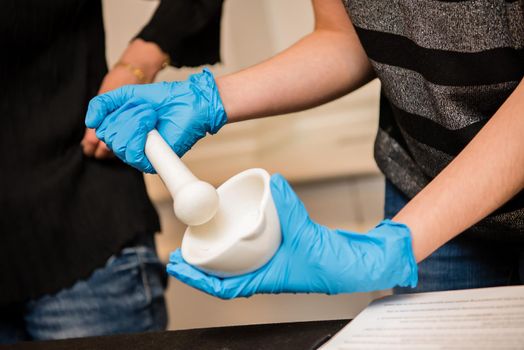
[5,319,350,350]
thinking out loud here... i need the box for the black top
[2,320,350,350]
[0,0,223,305]
[344,0,524,239]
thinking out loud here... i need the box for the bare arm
[394,79,524,262]
[217,0,375,122]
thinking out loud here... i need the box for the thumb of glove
[269,174,311,236]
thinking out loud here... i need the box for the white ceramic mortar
[145,131,281,277]
[181,168,281,277]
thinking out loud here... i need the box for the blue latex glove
[85,69,227,173]
[167,174,418,299]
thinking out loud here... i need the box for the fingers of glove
[86,86,136,129]
[168,250,256,299]
[107,107,157,160]
[94,99,133,141]
[270,174,311,236]
[125,127,155,173]
[168,249,184,264]
[96,101,151,143]
[167,250,229,299]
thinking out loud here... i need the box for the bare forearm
[217,0,374,122]
[394,79,524,262]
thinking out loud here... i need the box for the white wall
[102,0,386,330]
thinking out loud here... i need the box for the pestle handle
[144,130,219,226]
[144,130,197,197]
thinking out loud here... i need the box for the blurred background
[103,0,386,330]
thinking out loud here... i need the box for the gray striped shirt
[344,0,524,238]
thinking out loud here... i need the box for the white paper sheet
[321,286,524,349]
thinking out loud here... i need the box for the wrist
[187,69,228,133]
[370,220,418,289]
[215,75,234,121]
[119,38,170,83]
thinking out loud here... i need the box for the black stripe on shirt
[355,26,524,86]
[492,192,524,217]
[382,102,524,217]
[390,104,488,156]
[378,91,417,160]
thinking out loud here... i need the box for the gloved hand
[167,174,418,299]
[85,68,227,173]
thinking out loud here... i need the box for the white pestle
[144,130,219,226]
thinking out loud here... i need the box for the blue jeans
[0,236,167,344]
[384,180,524,294]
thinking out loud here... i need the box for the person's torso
[0,0,159,304]
[344,0,524,237]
